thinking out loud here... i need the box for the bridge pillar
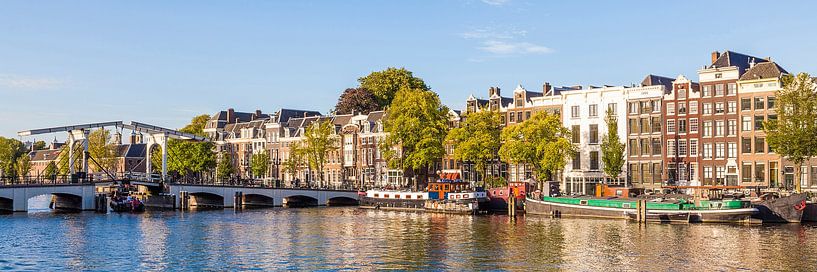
[234,191,244,210]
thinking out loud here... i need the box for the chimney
[113,132,122,145]
[489,86,501,97]
[749,58,756,68]
[543,82,552,93]
[711,51,720,64]
[255,109,262,118]
[227,108,235,124]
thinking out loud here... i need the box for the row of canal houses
[205,50,817,193]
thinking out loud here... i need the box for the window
[715,143,725,159]
[589,124,599,144]
[667,140,676,156]
[727,101,737,113]
[728,142,737,158]
[715,102,725,114]
[640,118,650,134]
[642,162,651,183]
[811,166,817,187]
[679,140,688,156]
[715,120,724,136]
[509,112,515,123]
[716,166,726,184]
[629,102,639,114]
[703,103,712,115]
[727,119,736,136]
[704,166,713,183]
[754,116,764,130]
[572,125,580,143]
[667,119,676,133]
[678,89,687,99]
[742,137,752,154]
[755,137,765,153]
[590,151,599,170]
[741,98,752,111]
[678,119,687,133]
[715,84,725,96]
[652,138,662,155]
[755,97,765,110]
[667,103,675,115]
[571,106,579,118]
[630,163,640,183]
[690,118,699,133]
[651,100,661,112]
[572,151,581,169]
[767,96,776,109]
[770,162,779,188]
[703,143,713,159]
[690,139,698,156]
[755,163,766,183]
[742,163,752,183]
[629,139,638,156]
[689,101,698,114]
[640,138,649,156]
[742,116,752,132]
[629,118,638,134]
[640,101,650,113]
[678,102,687,114]
[652,117,662,133]
[589,104,598,117]
[703,121,712,137]
[608,103,617,114]
[727,83,737,95]
[526,111,531,120]
[690,163,698,182]
[703,85,712,97]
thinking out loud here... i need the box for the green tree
[283,142,306,185]
[381,88,449,190]
[16,154,31,179]
[358,67,430,107]
[446,109,502,187]
[499,112,575,182]
[303,120,339,187]
[216,151,236,179]
[764,72,817,192]
[0,137,26,177]
[600,109,625,184]
[251,150,271,179]
[335,88,380,115]
[43,161,58,180]
[56,143,82,175]
[32,140,47,151]
[88,129,119,174]
[157,114,217,178]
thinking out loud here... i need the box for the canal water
[2,207,817,271]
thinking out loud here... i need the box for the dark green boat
[526,196,758,223]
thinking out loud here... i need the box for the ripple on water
[1,208,817,270]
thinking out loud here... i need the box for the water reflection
[2,208,817,270]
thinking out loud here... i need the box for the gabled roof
[29,149,61,161]
[739,62,788,81]
[709,51,768,71]
[275,109,321,124]
[641,74,674,92]
[367,111,385,122]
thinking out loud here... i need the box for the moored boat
[751,193,808,223]
[526,195,758,223]
[360,180,488,214]
[486,180,533,213]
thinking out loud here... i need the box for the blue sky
[2,0,816,139]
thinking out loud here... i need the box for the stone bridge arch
[0,185,96,212]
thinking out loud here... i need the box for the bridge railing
[0,172,153,187]
[169,177,359,191]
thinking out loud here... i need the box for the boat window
[384,194,389,198]
[417,195,422,199]
[374,194,379,197]
[395,195,401,199]
[580,200,588,205]
[622,203,631,208]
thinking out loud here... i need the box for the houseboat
[751,192,808,223]
[359,179,488,214]
[526,194,758,223]
[486,180,534,213]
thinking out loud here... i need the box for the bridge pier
[0,184,97,212]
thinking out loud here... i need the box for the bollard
[179,191,189,211]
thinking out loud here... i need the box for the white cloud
[481,0,510,6]
[0,74,65,90]
[478,40,553,55]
